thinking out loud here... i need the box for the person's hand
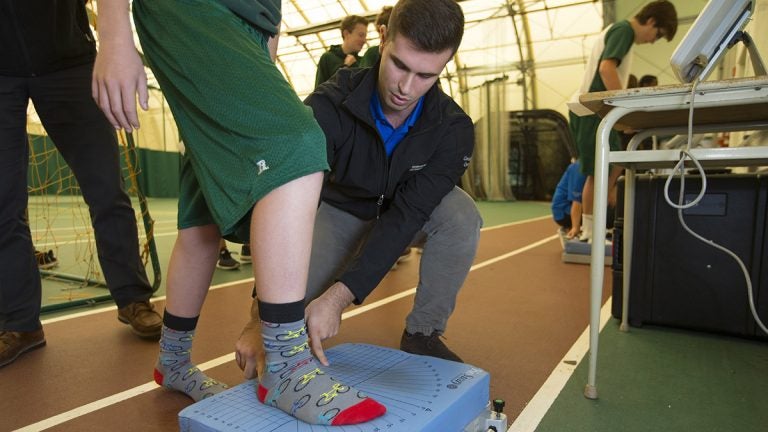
[92,42,149,133]
[566,227,580,239]
[343,54,357,67]
[305,282,355,366]
[235,300,265,380]
[235,318,265,379]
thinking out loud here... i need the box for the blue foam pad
[558,230,611,264]
[179,343,489,432]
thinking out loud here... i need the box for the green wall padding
[135,147,180,198]
[27,134,180,198]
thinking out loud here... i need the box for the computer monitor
[669,0,755,83]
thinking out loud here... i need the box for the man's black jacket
[0,0,95,77]
[305,66,474,304]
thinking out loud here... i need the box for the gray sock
[257,319,385,425]
[154,325,228,401]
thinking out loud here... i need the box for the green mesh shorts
[569,111,620,176]
[133,0,328,242]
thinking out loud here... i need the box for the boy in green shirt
[93,0,385,425]
[568,0,678,242]
[314,15,369,87]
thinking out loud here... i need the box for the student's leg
[581,166,621,241]
[133,0,384,422]
[401,187,482,362]
[165,225,221,315]
[249,173,385,425]
[580,175,595,240]
[153,223,229,401]
[249,173,322,304]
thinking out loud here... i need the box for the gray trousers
[306,187,482,336]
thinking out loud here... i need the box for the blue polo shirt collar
[370,90,425,157]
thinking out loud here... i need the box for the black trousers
[0,63,152,332]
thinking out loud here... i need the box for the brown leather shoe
[118,301,162,339]
[0,329,46,369]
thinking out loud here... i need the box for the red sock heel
[153,368,165,386]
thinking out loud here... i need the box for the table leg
[585,107,629,400]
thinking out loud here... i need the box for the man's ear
[379,26,388,46]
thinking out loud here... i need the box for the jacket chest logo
[409,164,427,172]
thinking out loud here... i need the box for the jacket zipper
[376,133,392,219]
[376,194,385,219]
[370,103,436,220]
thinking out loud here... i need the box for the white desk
[579,76,768,399]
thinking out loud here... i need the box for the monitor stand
[730,30,766,76]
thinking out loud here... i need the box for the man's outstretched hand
[305,282,355,366]
[235,301,265,380]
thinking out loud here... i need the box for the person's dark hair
[639,74,658,87]
[376,6,393,28]
[340,15,369,36]
[635,0,678,41]
[387,0,464,55]
[627,74,638,88]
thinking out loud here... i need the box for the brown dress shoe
[118,301,162,339]
[0,329,46,368]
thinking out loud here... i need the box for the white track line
[507,298,612,432]
[482,215,551,231]
[22,232,558,431]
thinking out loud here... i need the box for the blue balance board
[179,343,489,432]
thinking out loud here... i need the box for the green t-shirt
[358,45,380,68]
[218,0,281,36]
[588,20,634,93]
[314,45,360,88]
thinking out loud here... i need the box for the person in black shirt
[0,0,162,370]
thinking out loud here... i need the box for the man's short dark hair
[340,15,368,36]
[387,0,464,55]
[635,0,678,41]
[376,6,393,28]
[639,74,658,87]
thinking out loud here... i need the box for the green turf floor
[536,320,768,432]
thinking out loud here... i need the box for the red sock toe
[331,397,387,425]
